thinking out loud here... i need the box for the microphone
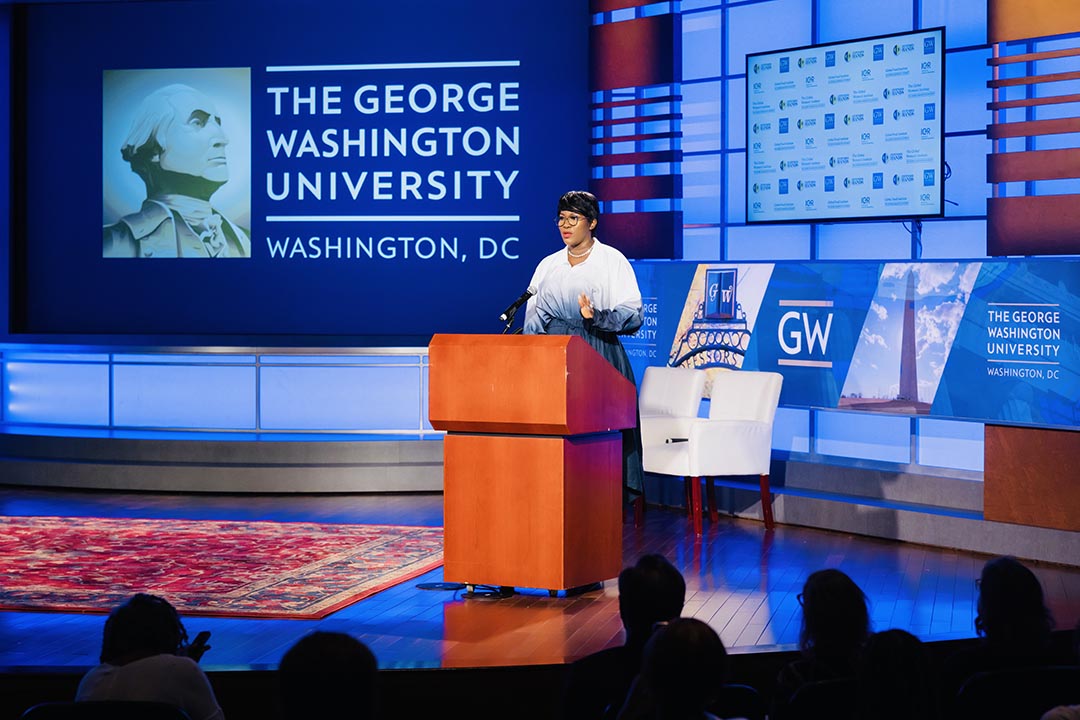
[499,286,536,322]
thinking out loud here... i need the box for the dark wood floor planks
[0,486,1078,672]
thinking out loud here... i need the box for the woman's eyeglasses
[555,214,584,227]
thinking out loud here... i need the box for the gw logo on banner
[705,269,737,320]
[777,300,834,367]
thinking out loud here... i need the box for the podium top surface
[428,334,637,435]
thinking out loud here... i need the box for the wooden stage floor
[1,486,1079,673]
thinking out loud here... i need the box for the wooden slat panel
[988,46,1080,66]
[590,14,679,92]
[987,194,1080,255]
[593,174,681,201]
[988,0,1080,44]
[593,210,682,259]
[592,0,653,11]
[592,113,680,128]
[985,424,1080,532]
[591,131,682,145]
[591,149,681,166]
[988,69,1080,88]
[987,117,1080,138]
[987,147,1080,182]
[988,93,1080,110]
[594,94,681,109]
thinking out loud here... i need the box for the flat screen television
[746,27,945,224]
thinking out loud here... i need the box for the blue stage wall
[5,0,1080,481]
[11,0,589,341]
[1,5,10,338]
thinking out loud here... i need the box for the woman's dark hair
[641,618,728,716]
[975,556,1054,649]
[798,568,871,661]
[100,593,188,664]
[279,631,378,720]
[617,554,686,642]
[557,190,600,225]
[855,629,938,720]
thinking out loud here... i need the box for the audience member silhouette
[617,618,731,720]
[854,629,938,720]
[278,631,378,720]
[75,593,223,720]
[563,554,686,720]
[941,555,1072,705]
[1040,620,1080,720]
[771,568,870,720]
[1043,705,1080,720]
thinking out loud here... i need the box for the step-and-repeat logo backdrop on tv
[626,260,1080,429]
[17,1,589,338]
[746,28,944,224]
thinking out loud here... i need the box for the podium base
[416,582,467,591]
[463,584,515,599]
[548,581,604,598]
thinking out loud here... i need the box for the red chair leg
[689,476,703,536]
[624,496,646,527]
[706,477,718,524]
[759,473,774,530]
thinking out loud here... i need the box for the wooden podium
[429,334,636,592]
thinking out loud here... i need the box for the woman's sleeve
[588,254,643,335]
[523,262,548,335]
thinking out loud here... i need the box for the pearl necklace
[567,244,594,258]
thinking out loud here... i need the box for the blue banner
[631,259,1080,429]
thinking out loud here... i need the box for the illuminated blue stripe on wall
[261,355,423,365]
[815,411,912,464]
[5,362,110,426]
[113,365,256,429]
[259,366,422,431]
[5,352,110,363]
[114,354,256,365]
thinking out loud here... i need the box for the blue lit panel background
[260,366,422,431]
[5,361,110,426]
[113,364,256,429]
[815,412,913,464]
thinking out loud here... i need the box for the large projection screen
[746,27,945,224]
[10,1,590,342]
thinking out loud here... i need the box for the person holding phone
[77,593,224,720]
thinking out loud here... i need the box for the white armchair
[641,369,783,534]
[639,365,706,526]
[640,365,707,449]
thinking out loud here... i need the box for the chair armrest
[687,419,774,476]
[640,415,695,449]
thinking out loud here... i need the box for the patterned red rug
[0,515,444,619]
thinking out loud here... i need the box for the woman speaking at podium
[523,190,645,508]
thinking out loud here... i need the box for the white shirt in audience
[76,653,224,720]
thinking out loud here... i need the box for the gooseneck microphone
[499,286,537,322]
